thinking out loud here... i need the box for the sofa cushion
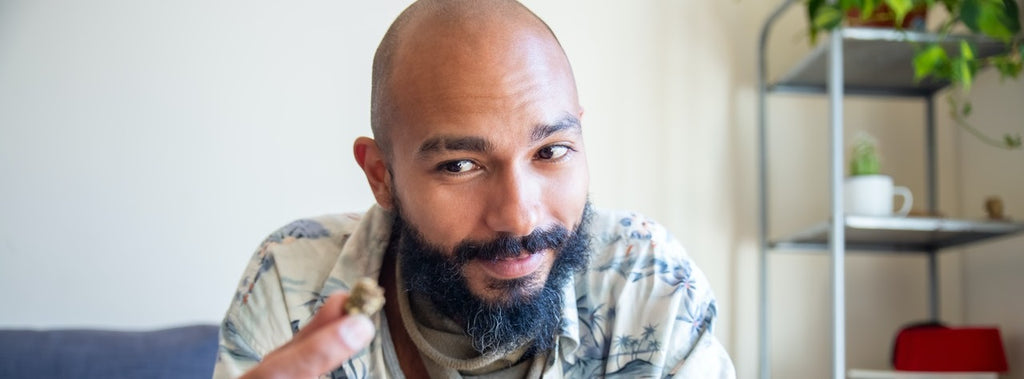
[0,324,219,379]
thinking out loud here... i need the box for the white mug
[843,175,913,217]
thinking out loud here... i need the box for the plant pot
[846,4,928,30]
[844,174,914,217]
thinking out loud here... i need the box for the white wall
[2,1,1021,378]
[0,0,405,328]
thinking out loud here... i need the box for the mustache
[453,225,570,263]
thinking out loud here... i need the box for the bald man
[214,1,735,378]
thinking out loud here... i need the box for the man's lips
[476,251,546,280]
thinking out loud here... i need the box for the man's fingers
[294,291,349,340]
[243,291,373,378]
[266,314,375,378]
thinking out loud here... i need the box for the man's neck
[379,248,430,379]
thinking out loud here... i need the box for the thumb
[261,314,376,378]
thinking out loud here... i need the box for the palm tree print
[609,324,662,369]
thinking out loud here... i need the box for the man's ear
[353,137,394,210]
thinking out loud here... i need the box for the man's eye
[439,160,477,174]
[537,145,570,160]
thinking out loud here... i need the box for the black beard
[392,202,592,357]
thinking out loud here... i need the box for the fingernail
[339,314,375,350]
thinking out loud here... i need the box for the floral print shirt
[213,205,735,378]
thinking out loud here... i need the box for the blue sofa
[0,324,219,379]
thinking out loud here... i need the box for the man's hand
[240,292,376,379]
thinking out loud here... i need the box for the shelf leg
[925,91,940,323]
[827,28,846,379]
[926,96,938,213]
[928,250,940,321]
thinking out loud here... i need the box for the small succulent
[850,133,881,176]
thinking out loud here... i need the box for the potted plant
[845,2,929,29]
[845,133,914,216]
[806,0,1024,150]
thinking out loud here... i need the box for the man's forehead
[387,34,580,156]
[374,0,581,161]
[392,29,568,93]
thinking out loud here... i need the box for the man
[214,0,735,378]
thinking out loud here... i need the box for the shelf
[772,216,1024,252]
[769,27,1008,97]
[757,4,1020,377]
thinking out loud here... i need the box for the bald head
[370,0,578,156]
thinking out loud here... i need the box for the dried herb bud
[344,277,385,316]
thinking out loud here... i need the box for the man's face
[384,26,590,305]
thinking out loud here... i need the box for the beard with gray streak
[391,202,593,357]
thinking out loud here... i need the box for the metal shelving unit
[756,2,1024,379]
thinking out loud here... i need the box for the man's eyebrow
[416,116,580,159]
[531,115,581,142]
[417,135,492,158]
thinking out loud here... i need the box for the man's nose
[485,166,540,237]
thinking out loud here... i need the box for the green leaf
[960,40,975,60]
[1002,0,1021,34]
[885,0,915,26]
[962,101,973,116]
[808,0,826,43]
[960,0,982,31]
[950,41,980,91]
[940,0,957,12]
[813,5,844,31]
[1004,134,1023,148]
[992,55,1023,79]
[914,44,949,81]
[946,94,1023,150]
[861,0,879,20]
[960,0,1018,42]
[955,58,975,91]
[808,0,825,23]
[839,0,862,10]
